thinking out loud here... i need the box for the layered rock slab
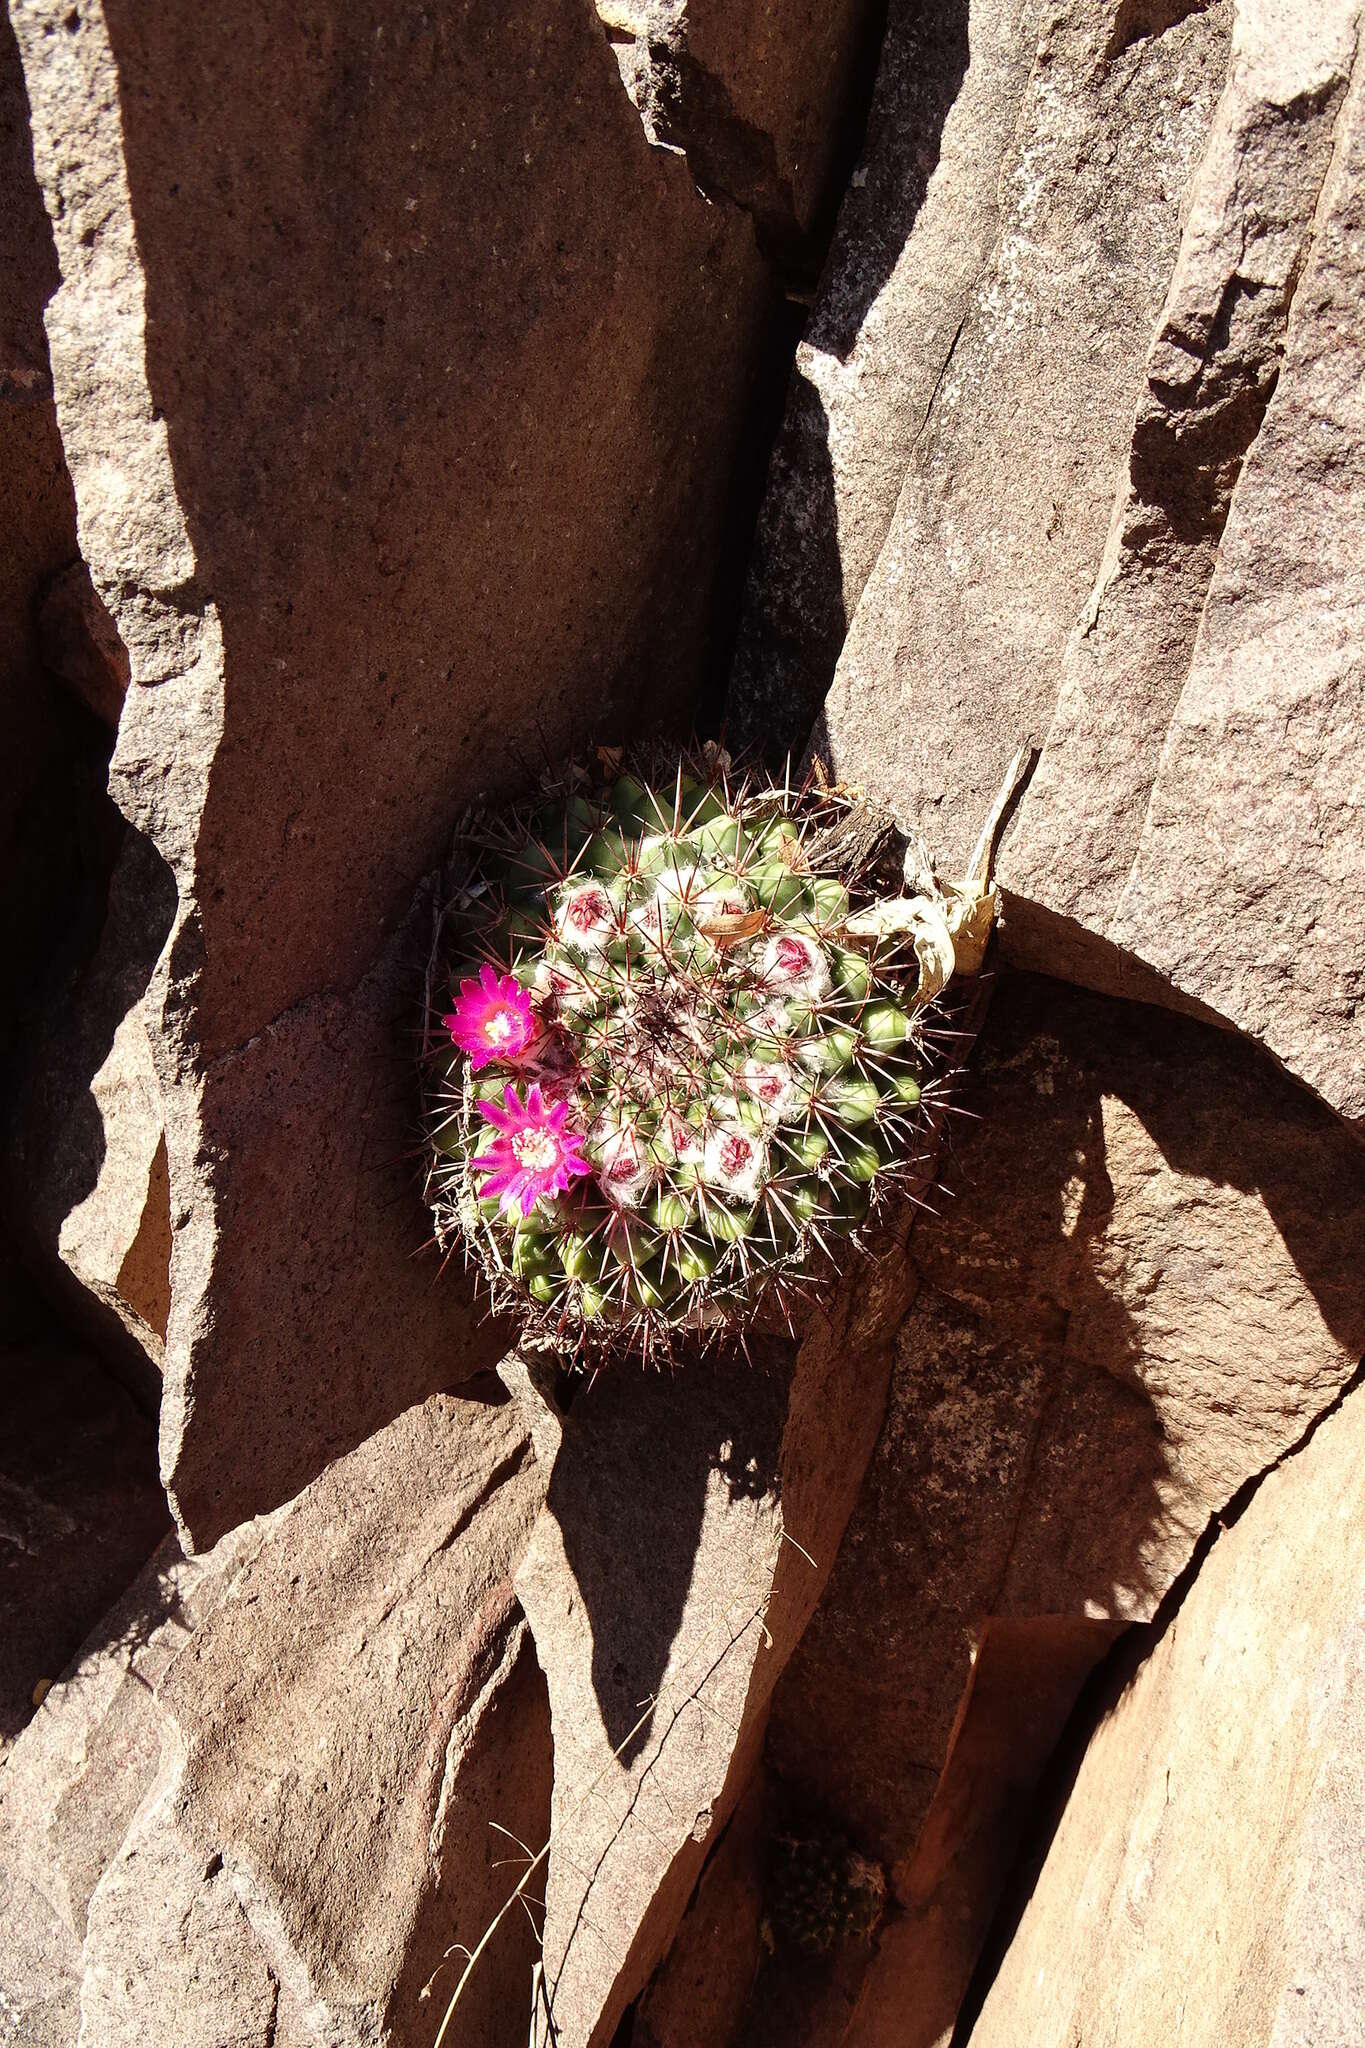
[968,1380,1365,2048]
[1,1387,550,2048]
[810,0,1231,869]
[740,968,1365,2043]
[9,0,788,1544]
[514,1241,917,2048]
[729,0,1045,760]
[1002,1,1365,1125]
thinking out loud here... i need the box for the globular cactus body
[424,757,943,1358]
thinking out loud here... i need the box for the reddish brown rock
[811,0,1230,870]
[596,0,880,257]
[12,0,884,1547]
[751,968,1365,2041]
[1001,2,1365,1127]
[968,1382,1365,2048]
[0,1337,169,1764]
[730,0,1043,761]
[516,1244,915,2048]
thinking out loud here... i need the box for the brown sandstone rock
[10,0,897,1546]
[596,0,879,258]
[5,1389,551,2048]
[515,1243,916,2048]
[753,969,1365,2040]
[730,0,1045,760]
[1104,44,1365,1125]
[810,0,1230,870]
[968,1381,1365,2048]
[1001,1,1365,1127]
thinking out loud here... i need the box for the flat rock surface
[968,1380,1365,2048]
[811,0,1229,870]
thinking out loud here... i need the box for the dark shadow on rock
[725,0,972,766]
[0,1317,171,1757]
[547,1344,792,1761]
[9,828,178,1409]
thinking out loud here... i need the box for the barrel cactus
[423,751,973,1360]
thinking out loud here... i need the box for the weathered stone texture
[1,1389,549,2048]
[596,0,879,256]
[9,0,846,1546]
[749,967,1365,2041]
[1002,2,1365,1125]
[811,0,1230,869]
[968,1381,1365,2048]
[517,1244,915,2048]
[730,0,1043,761]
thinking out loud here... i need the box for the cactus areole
[423,753,958,1361]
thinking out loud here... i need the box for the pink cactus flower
[444,964,536,1070]
[472,1083,592,1218]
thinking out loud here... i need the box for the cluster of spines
[766,1823,887,1955]
[425,758,946,1358]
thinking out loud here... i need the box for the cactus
[766,1823,887,1954]
[423,751,956,1360]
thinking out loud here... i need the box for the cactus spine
[424,753,951,1360]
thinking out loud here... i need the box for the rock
[1001,1,1365,1128]
[140,1390,550,2048]
[729,0,1045,760]
[1103,42,1365,1125]
[2,1387,551,2048]
[15,828,176,1404]
[77,1748,325,2048]
[747,968,1365,2040]
[515,1242,915,2048]
[0,1529,257,1943]
[0,1861,82,2048]
[968,1380,1365,2048]
[38,560,129,729]
[0,1337,169,1764]
[595,0,881,260]
[808,0,1231,870]
[9,0,838,1546]
[633,1770,769,2048]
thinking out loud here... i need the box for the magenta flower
[444,964,536,1070]
[472,1083,592,1218]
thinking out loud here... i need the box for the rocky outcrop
[772,0,1232,853]
[595,0,880,262]
[1,1388,549,2047]
[680,968,1365,2043]
[968,1380,1365,2048]
[10,0,796,1547]
[1001,0,1365,1126]
[514,1246,916,2048]
[0,1336,168,1765]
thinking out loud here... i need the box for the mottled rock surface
[596,0,880,258]
[2,1389,549,2048]
[9,0,787,1546]
[810,0,1230,869]
[1003,0,1365,1125]
[744,968,1365,2041]
[517,1247,915,2048]
[968,1381,1365,2048]
[730,0,1044,760]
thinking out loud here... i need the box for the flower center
[485,1009,518,1045]
[512,1127,560,1171]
